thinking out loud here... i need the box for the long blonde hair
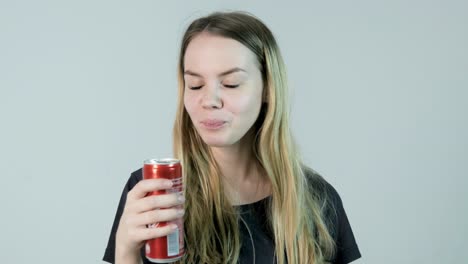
[173,11,336,263]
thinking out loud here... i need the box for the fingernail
[177,209,185,217]
[177,193,185,203]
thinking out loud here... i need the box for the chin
[202,139,231,148]
[200,135,234,148]
[206,142,230,148]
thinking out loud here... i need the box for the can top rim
[144,158,180,165]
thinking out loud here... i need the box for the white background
[1,1,467,263]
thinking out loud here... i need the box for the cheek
[230,94,262,116]
[183,94,197,117]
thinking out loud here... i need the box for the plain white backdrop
[1,1,467,263]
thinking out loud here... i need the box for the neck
[210,135,271,205]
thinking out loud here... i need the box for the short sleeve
[325,183,361,264]
[102,169,143,263]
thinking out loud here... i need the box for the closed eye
[188,84,239,90]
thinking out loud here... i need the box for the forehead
[183,33,258,76]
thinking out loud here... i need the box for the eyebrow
[184,67,247,78]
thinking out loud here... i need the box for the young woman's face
[183,33,264,148]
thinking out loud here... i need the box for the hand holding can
[143,158,185,263]
[114,159,185,264]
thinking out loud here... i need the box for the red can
[143,158,185,263]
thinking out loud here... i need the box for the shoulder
[302,166,345,239]
[123,168,143,192]
[302,166,362,263]
[130,168,143,182]
[302,166,344,211]
[102,168,145,263]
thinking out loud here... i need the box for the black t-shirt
[103,169,361,264]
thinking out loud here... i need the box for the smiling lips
[200,119,226,130]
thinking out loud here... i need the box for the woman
[103,11,361,264]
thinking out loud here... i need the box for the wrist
[115,245,141,264]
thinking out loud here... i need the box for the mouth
[200,119,226,130]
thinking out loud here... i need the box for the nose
[201,83,223,109]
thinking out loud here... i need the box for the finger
[136,224,179,241]
[129,193,184,214]
[133,208,184,227]
[127,179,173,201]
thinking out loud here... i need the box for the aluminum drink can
[143,158,184,263]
